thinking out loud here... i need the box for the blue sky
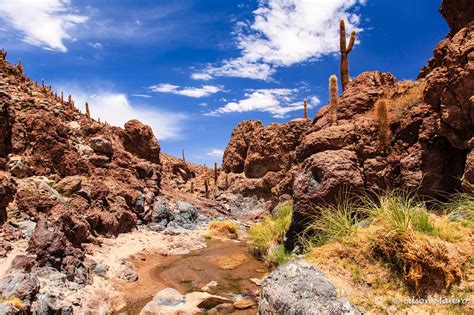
[0,0,448,166]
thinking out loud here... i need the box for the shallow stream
[115,239,267,314]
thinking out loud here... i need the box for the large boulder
[259,259,361,314]
[122,120,161,164]
[287,150,364,248]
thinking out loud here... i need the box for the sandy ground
[85,226,207,280]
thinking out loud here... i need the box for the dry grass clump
[0,297,25,310]
[304,189,473,298]
[206,220,239,239]
[383,80,426,119]
[248,202,293,267]
[373,231,471,294]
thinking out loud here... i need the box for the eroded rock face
[439,0,474,34]
[122,119,161,164]
[259,259,361,314]
[419,0,473,150]
[0,172,16,223]
[244,119,312,179]
[222,120,263,174]
[222,119,312,205]
[284,0,473,248]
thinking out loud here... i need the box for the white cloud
[58,85,188,140]
[206,149,224,158]
[0,0,89,52]
[198,0,364,80]
[132,94,152,98]
[150,83,222,98]
[207,88,320,118]
[191,73,213,81]
[195,57,276,81]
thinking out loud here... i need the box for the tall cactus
[182,149,186,162]
[329,75,338,126]
[16,58,23,73]
[85,102,91,119]
[214,162,218,185]
[340,19,356,91]
[303,99,308,119]
[375,100,389,150]
[204,177,209,198]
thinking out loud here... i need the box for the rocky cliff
[221,0,473,247]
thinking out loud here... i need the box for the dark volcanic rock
[259,259,361,314]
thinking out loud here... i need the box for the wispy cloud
[207,88,320,118]
[206,149,224,158]
[194,0,364,80]
[58,84,188,140]
[132,94,152,98]
[150,83,222,98]
[0,0,89,52]
[88,42,102,49]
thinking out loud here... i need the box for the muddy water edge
[114,239,267,314]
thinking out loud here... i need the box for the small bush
[207,220,239,239]
[248,202,293,267]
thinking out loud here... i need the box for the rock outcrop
[222,119,312,206]
[259,259,361,314]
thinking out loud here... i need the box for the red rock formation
[222,118,312,205]
[122,119,161,164]
[0,56,163,272]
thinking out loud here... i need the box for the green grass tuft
[303,192,364,247]
[248,202,293,267]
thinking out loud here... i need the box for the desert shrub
[207,220,239,239]
[372,231,471,293]
[248,202,293,267]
